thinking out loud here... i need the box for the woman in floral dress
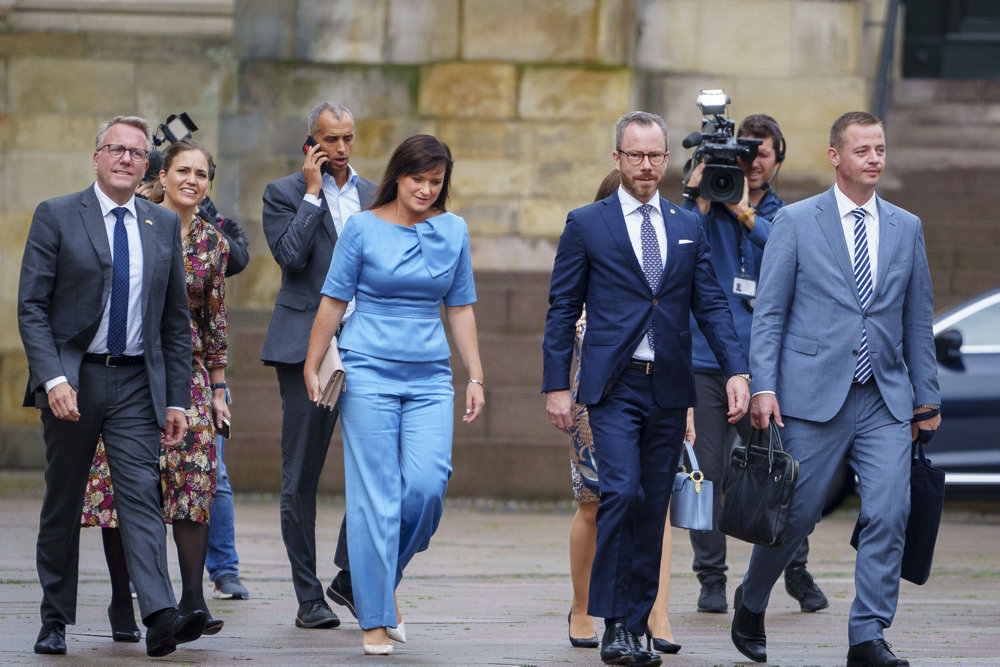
[82,138,230,637]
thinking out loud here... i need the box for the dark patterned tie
[107,206,129,357]
[639,203,662,347]
[852,207,873,384]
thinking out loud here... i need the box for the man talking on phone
[260,102,377,629]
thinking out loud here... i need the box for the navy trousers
[586,366,685,634]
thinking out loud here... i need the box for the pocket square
[678,239,694,245]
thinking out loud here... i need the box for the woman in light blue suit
[304,135,485,656]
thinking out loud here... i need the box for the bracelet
[468,379,485,388]
[736,207,755,223]
[210,382,227,390]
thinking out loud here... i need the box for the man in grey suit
[18,115,207,657]
[261,102,377,629]
[732,111,941,667]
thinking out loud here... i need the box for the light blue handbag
[669,441,714,531]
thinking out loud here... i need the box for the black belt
[83,353,144,367]
[626,358,654,375]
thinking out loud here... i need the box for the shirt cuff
[303,193,321,207]
[751,390,776,398]
[167,406,186,413]
[45,376,69,392]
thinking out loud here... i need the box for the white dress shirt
[617,185,667,362]
[833,184,879,291]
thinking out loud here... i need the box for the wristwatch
[736,373,751,382]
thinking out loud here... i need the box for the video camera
[143,112,208,182]
[681,90,760,203]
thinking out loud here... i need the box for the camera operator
[682,114,829,616]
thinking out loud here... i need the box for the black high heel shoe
[646,626,681,654]
[108,601,141,642]
[568,610,599,648]
[180,603,224,636]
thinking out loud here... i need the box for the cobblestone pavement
[1,472,998,665]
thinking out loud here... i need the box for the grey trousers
[37,362,175,626]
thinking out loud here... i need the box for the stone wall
[3,0,940,499]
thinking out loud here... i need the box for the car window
[947,300,1000,350]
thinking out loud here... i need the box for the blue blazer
[542,192,748,409]
[749,187,940,423]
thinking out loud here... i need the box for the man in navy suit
[543,111,750,666]
[734,111,941,667]
[18,115,206,657]
[261,103,377,629]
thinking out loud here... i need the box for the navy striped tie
[107,206,129,357]
[639,204,662,347]
[852,207,873,384]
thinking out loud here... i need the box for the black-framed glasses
[617,150,668,166]
[99,144,149,162]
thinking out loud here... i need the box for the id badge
[733,275,757,298]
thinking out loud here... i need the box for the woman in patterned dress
[82,138,229,637]
[566,169,692,655]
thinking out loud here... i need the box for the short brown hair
[96,115,152,152]
[829,111,882,150]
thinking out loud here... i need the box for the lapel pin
[669,208,675,214]
[145,219,153,225]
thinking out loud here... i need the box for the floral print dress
[82,214,229,526]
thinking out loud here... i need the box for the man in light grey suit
[18,115,207,657]
[261,102,377,629]
[732,111,941,667]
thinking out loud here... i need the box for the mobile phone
[302,135,331,175]
[217,416,231,439]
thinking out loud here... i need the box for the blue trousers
[741,381,910,645]
[586,367,685,634]
[206,434,239,580]
[339,351,454,630]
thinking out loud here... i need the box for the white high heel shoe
[362,643,393,656]
[387,621,406,643]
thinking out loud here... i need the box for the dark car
[926,287,1000,491]
[821,287,1000,510]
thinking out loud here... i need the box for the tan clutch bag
[317,337,345,410]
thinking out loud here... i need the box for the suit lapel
[81,188,113,270]
[599,196,647,289]
[815,189,861,304]
[136,198,159,321]
[657,196,678,296]
[873,198,898,301]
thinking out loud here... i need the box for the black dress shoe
[645,626,681,654]
[600,620,635,665]
[326,570,357,620]
[784,566,829,612]
[34,622,66,655]
[697,580,727,613]
[145,608,207,657]
[108,601,141,642]
[731,584,767,663]
[627,630,661,666]
[295,599,340,629]
[201,612,224,635]
[568,610,599,648]
[847,639,909,666]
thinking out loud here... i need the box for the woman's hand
[685,406,696,445]
[211,390,231,427]
[462,381,485,423]
[304,367,323,404]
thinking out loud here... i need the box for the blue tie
[639,204,662,347]
[852,207,873,384]
[107,206,130,357]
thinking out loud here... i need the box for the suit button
[652,299,658,306]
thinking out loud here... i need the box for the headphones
[775,134,786,163]
[740,114,785,163]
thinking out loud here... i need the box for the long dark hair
[370,134,453,212]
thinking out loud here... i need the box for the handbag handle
[679,440,706,492]
[739,422,785,471]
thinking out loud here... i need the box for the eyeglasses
[99,144,149,162]
[617,150,668,166]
